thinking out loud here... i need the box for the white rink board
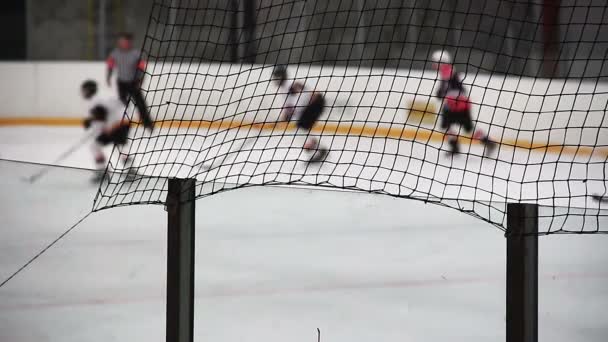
[0,62,606,147]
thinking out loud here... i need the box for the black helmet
[272,65,288,82]
[81,80,98,99]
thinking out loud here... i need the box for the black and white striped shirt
[107,48,144,82]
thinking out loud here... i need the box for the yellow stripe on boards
[0,116,605,158]
[0,117,84,126]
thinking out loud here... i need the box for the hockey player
[272,66,328,163]
[431,50,496,155]
[81,80,133,182]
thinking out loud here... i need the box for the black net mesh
[93,0,608,234]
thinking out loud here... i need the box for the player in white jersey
[81,80,132,182]
[272,66,328,163]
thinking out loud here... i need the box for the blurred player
[81,80,133,183]
[272,66,328,163]
[431,50,496,155]
[106,32,154,131]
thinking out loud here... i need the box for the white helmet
[431,50,452,64]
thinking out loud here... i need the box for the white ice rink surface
[1,126,608,342]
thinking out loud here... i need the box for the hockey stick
[195,104,332,172]
[329,95,353,119]
[23,132,94,184]
[193,119,284,172]
[197,135,258,171]
[406,98,439,126]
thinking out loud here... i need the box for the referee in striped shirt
[106,32,154,131]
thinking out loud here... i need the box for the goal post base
[166,178,196,342]
[506,203,538,342]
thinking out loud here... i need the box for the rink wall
[0,61,606,148]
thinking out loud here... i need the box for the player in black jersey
[272,66,328,163]
[431,50,496,156]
